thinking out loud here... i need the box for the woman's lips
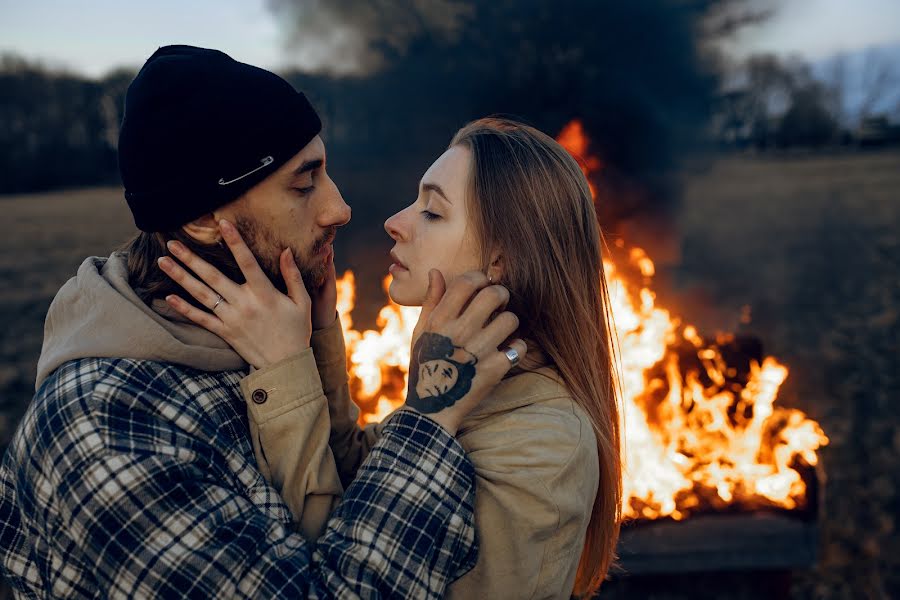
[389,262,408,274]
[389,250,408,273]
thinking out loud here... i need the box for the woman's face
[384,145,483,306]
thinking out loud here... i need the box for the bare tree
[857,48,899,121]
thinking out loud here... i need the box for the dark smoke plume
[266,0,767,314]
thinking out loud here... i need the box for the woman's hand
[405,269,527,436]
[309,255,338,331]
[157,219,312,369]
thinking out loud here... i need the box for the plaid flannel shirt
[0,357,477,598]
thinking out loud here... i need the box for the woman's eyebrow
[422,181,451,204]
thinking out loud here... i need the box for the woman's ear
[181,213,222,244]
[487,251,504,283]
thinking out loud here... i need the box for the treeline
[0,54,133,194]
[714,51,900,150]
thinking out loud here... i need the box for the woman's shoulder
[458,368,598,481]
[464,366,590,428]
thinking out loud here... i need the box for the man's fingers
[165,294,227,336]
[411,269,446,345]
[420,269,446,319]
[456,284,511,332]
[158,256,229,311]
[486,338,528,375]
[165,240,239,301]
[219,219,271,289]
[280,248,311,306]
[465,311,520,355]
[430,271,489,324]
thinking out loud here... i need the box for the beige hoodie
[36,252,342,540]
[36,252,246,388]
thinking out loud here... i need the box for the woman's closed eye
[293,185,315,196]
[421,210,442,221]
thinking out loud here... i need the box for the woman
[164,118,622,598]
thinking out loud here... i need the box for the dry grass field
[1,151,898,598]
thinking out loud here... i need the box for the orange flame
[331,119,828,521]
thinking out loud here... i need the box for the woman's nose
[384,210,406,242]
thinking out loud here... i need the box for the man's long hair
[118,230,247,307]
[451,117,623,597]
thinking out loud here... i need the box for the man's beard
[233,216,334,293]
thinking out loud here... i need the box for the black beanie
[118,45,322,232]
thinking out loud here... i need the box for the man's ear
[181,213,221,244]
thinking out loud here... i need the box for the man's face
[216,136,351,291]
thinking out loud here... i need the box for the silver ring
[212,294,224,311]
[503,347,520,367]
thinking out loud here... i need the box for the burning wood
[331,120,828,522]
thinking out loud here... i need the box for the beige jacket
[245,318,599,599]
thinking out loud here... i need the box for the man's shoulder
[35,357,179,418]
[21,358,240,465]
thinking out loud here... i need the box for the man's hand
[405,270,526,436]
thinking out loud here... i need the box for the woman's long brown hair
[451,118,623,597]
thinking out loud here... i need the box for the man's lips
[315,235,336,255]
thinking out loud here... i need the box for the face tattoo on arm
[406,332,478,413]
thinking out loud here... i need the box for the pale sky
[1,0,899,77]
[728,0,900,60]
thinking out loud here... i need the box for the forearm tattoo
[406,332,478,413]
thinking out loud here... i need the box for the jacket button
[251,389,268,404]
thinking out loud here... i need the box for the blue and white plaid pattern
[0,358,477,598]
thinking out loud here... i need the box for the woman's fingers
[218,219,271,290]
[166,240,239,301]
[158,256,229,311]
[280,248,311,307]
[164,294,227,336]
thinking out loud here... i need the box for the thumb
[280,248,311,305]
[420,269,446,319]
[412,269,446,342]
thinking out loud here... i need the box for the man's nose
[323,189,351,228]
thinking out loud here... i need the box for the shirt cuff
[239,347,324,424]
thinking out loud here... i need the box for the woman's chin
[388,279,425,307]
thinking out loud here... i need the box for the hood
[36,251,247,389]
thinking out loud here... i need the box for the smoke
[265,0,769,312]
[267,0,472,75]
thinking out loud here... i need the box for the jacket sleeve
[55,409,478,599]
[446,404,600,600]
[240,348,343,541]
[310,317,386,488]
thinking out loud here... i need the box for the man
[0,46,519,598]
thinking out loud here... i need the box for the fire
[556,119,602,198]
[331,119,828,521]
